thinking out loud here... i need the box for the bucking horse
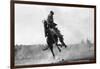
[43,20,66,58]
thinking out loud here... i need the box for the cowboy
[47,11,67,48]
[47,11,57,28]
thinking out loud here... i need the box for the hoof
[59,50,61,52]
[65,45,67,48]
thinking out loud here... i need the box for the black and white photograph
[13,1,96,68]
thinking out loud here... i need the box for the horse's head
[42,20,47,24]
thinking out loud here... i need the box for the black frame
[10,0,96,69]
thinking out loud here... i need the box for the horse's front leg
[59,37,67,48]
[55,43,61,52]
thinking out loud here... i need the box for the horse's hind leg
[50,46,55,58]
[47,38,55,58]
[55,36,61,52]
[48,43,55,58]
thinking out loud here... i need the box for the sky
[15,4,94,45]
